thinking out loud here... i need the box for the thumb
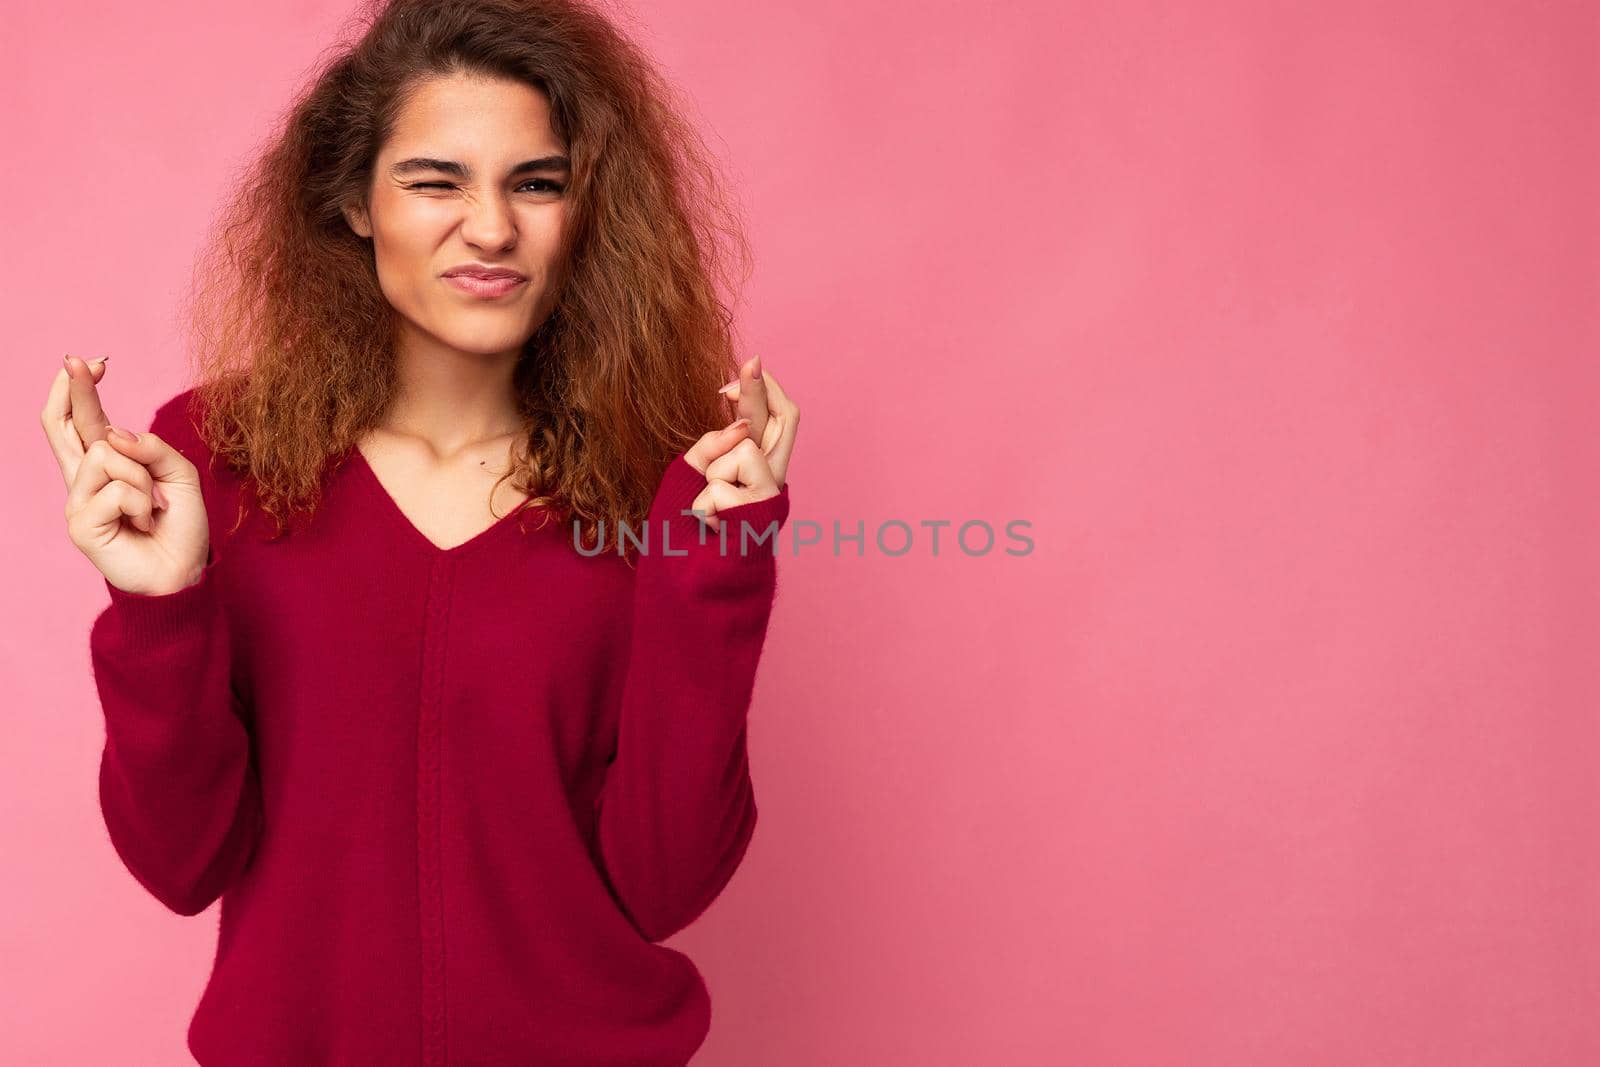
[105,426,200,491]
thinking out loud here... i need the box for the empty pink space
[5,0,1596,1064]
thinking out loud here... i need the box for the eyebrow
[387,155,572,180]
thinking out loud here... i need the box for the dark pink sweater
[88,389,790,1066]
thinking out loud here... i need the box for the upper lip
[442,263,528,281]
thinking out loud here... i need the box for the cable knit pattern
[418,558,453,1066]
[86,389,791,1066]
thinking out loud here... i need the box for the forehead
[383,73,564,159]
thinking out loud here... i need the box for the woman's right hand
[43,356,211,596]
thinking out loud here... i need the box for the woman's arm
[591,453,791,943]
[88,395,264,916]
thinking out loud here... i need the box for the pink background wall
[7,1,1597,1064]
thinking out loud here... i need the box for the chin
[447,334,534,357]
[426,317,537,355]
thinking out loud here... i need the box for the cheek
[516,201,565,250]
[371,208,448,305]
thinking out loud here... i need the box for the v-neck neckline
[344,444,534,559]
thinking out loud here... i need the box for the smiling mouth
[442,274,527,299]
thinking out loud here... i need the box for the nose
[459,192,517,252]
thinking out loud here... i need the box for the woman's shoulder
[146,386,257,525]
[147,386,203,447]
[146,386,222,477]
[145,386,271,551]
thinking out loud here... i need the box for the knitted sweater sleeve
[87,394,263,917]
[592,454,791,943]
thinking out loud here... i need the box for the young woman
[40,0,799,1063]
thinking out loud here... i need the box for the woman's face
[343,72,570,360]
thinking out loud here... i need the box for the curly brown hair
[180,0,751,556]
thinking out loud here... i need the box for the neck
[382,320,526,455]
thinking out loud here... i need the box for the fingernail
[152,484,169,511]
[725,417,750,433]
[91,356,109,367]
[747,354,762,377]
[107,425,136,442]
[718,379,738,393]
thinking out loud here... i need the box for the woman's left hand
[682,355,800,530]
[715,354,799,486]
